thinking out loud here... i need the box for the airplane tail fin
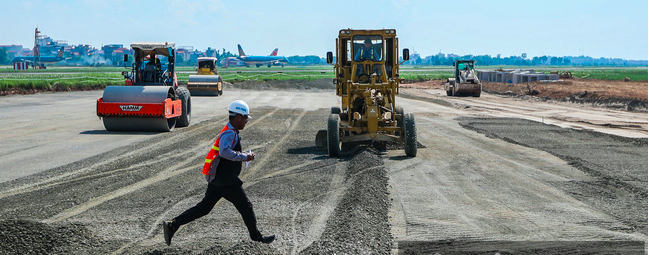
[237,44,246,57]
[269,48,278,56]
[57,47,64,58]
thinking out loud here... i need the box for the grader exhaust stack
[316,29,417,157]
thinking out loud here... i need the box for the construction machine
[187,57,223,96]
[96,42,191,132]
[316,29,417,157]
[445,60,481,97]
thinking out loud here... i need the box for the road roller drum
[97,86,183,132]
[187,75,223,96]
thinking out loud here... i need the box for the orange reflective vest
[202,124,234,175]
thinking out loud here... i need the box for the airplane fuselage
[238,55,288,66]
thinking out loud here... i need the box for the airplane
[220,57,247,68]
[11,47,68,64]
[237,44,288,67]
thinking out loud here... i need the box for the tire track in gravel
[300,150,392,255]
[0,116,227,200]
[73,108,332,254]
[126,109,309,253]
[41,134,217,223]
[3,108,280,222]
[37,109,282,224]
[0,150,183,201]
[290,162,346,255]
[240,109,307,181]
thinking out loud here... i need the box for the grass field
[0,65,646,94]
[0,72,124,93]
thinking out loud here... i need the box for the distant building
[0,44,24,58]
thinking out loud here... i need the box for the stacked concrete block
[477,69,560,83]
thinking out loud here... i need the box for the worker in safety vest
[354,38,380,61]
[163,100,275,246]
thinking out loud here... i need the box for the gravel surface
[458,117,648,234]
[0,107,394,254]
[300,150,392,255]
[1,81,646,254]
[0,220,110,255]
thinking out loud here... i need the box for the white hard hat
[228,100,251,117]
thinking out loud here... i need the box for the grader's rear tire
[446,90,452,96]
[176,86,191,127]
[327,114,341,157]
[331,106,341,114]
[395,106,404,136]
[404,113,417,157]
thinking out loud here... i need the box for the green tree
[0,49,7,65]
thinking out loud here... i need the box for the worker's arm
[218,130,248,161]
[354,49,361,61]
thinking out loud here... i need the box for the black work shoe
[252,234,275,244]
[163,220,177,246]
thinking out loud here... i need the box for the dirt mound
[300,150,392,254]
[0,220,106,255]
[482,80,648,112]
[226,78,334,90]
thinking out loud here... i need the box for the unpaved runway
[0,85,646,254]
[401,87,648,138]
[0,89,337,183]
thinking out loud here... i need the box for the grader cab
[317,29,417,157]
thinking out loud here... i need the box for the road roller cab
[96,42,191,132]
[123,42,178,86]
[187,57,223,96]
[445,60,481,97]
[316,29,417,157]
[196,57,218,75]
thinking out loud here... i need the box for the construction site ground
[0,79,646,254]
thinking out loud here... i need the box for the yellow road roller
[187,57,223,96]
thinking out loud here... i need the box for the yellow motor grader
[316,29,416,157]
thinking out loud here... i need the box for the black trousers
[173,183,262,239]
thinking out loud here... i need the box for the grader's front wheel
[327,114,341,157]
[404,113,417,157]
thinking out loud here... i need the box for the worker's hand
[246,152,255,161]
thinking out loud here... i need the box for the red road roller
[96,42,191,132]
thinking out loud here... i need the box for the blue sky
[1,0,647,60]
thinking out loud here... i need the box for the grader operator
[316,29,417,157]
